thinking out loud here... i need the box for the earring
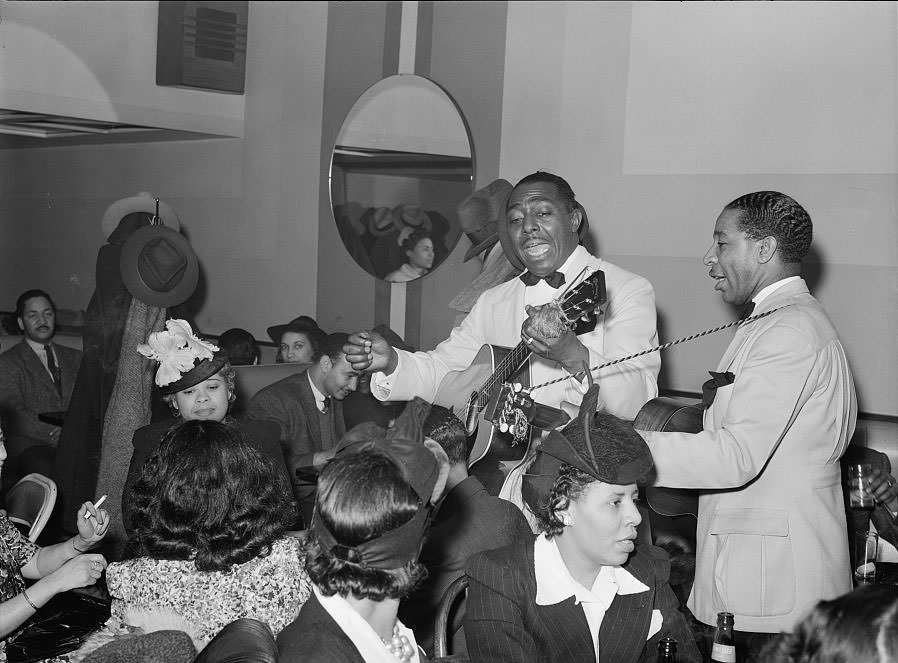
[559,512,572,527]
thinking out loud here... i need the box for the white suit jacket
[642,278,856,633]
[372,246,659,419]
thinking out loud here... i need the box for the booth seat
[230,361,308,417]
[0,332,83,354]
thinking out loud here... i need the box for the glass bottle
[710,611,736,663]
[656,636,678,663]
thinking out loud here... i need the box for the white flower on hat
[137,319,219,387]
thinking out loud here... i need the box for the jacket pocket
[709,508,795,617]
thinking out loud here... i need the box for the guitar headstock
[560,270,606,333]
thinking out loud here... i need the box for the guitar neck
[476,341,531,407]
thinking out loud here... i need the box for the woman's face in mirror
[280,331,315,364]
[175,372,230,422]
[407,237,435,271]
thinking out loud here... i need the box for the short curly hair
[127,420,295,571]
[161,362,237,416]
[305,449,427,601]
[533,463,596,538]
[724,191,813,263]
[513,172,578,214]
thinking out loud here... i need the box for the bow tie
[519,271,566,289]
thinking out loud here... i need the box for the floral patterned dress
[0,516,40,663]
[104,536,311,643]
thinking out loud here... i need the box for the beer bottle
[656,636,678,663]
[710,611,736,663]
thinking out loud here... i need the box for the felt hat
[101,192,181,240]
[120,224,199,307]
[457,179,513,262]
[448,244,519,315]
[137,319,224,393]
[522,384,655,512]
[392,204,432,233]
[363,207,395,236]
[266,316,325,344]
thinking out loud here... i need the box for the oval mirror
[330,74,474,282]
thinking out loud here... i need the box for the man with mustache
[0,289,82,479]
[345,172,659,498]
[638,192,856,661]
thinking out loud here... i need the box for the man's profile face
[321,353,360,401]
[506,181,580,277]
[18,296,56,344]
[703,208,764,307]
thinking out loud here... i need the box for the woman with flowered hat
[122,320,293,533]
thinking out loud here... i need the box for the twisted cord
[529,306,787,393]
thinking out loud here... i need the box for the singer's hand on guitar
[522,305,589,375]
[344,330,399,374]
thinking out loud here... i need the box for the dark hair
[314,332,349,364]
[217,328,259,366]
[534,463,596,538]
[424,405,467,465]
[16,289,55,319]
[724,191,813,263]
[127,420,295,572]
[760,584,898,663]
[401,229,432,255]
[306,450,427,600]
[514,172,578,214]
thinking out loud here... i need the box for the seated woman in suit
[124,320,291,532]
[464,388,701,663]
[106,420,311,649]
[277,398,449,663]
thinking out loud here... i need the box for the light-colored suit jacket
[372,246,659,419]
[0,339,81,444]
[642,278,856,632]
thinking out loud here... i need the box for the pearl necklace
[381,623,415,663]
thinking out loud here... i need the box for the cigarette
[84,494,107,519]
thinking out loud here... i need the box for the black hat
[158,350,229,395]
[266,316,325,344]
[120,224,199,307]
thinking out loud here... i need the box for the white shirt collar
[307,371,328,412]
[313,586,420,663]
[533,532,648,607]
[25,336,51,355]
[753,276,801,306]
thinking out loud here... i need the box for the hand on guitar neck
[521,303,590,376]
[344,330,399,374]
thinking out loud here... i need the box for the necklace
[381,623,415,663]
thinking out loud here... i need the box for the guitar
[434,270,607,469]
[633,396,704,518]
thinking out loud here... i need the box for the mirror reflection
[330,74,473,282]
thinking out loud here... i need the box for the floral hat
[137,319,226,395]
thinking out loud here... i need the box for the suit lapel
[537,599,597,663]
[19,341,57,392]
[296,370,323,443]
[599,553,654,663]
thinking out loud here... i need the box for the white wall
[501,1,898,416]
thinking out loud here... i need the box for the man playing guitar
[344,171,659,491]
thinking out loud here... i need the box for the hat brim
[158,352,229,395]
[120,225,199,308]
[266,321,324,344]
[463,234,499,262]
[102,193,180,239]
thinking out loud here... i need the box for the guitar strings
[527,305,789,393]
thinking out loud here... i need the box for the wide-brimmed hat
[392,204,432,234]
[101,192,181,240]
[120,224,199,308]
[266,316,325,344]
[137,319,225,394]
[457,179,512,262]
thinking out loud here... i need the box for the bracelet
[22,589,39,612]
[72,538,89,553]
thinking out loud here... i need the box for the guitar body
[434,344,535,468]
[634,397,704,519]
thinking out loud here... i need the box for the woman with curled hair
[124,320,292,533]
[278,398,449,663]
[384,230,435,283]
[464,389,701,663]
[106,420,311,647]
[759,584,898,663]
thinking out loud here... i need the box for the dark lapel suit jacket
[277,593,432,663]
[465,538,701,663]
[121,417,292,534]
[0,339,81,443]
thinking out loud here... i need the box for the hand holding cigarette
[83,494,107,520]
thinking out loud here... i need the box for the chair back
[433,574,469,659]
[5,472,57,542]
[230,362,309,416]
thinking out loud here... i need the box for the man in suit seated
[0,289,82,485]
[246,332,360,526]
[399,405,532,656]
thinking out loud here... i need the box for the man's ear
[757,236,778,264]
[16,317,24,332]
[570,207,582,234]
[318,355,332,373]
